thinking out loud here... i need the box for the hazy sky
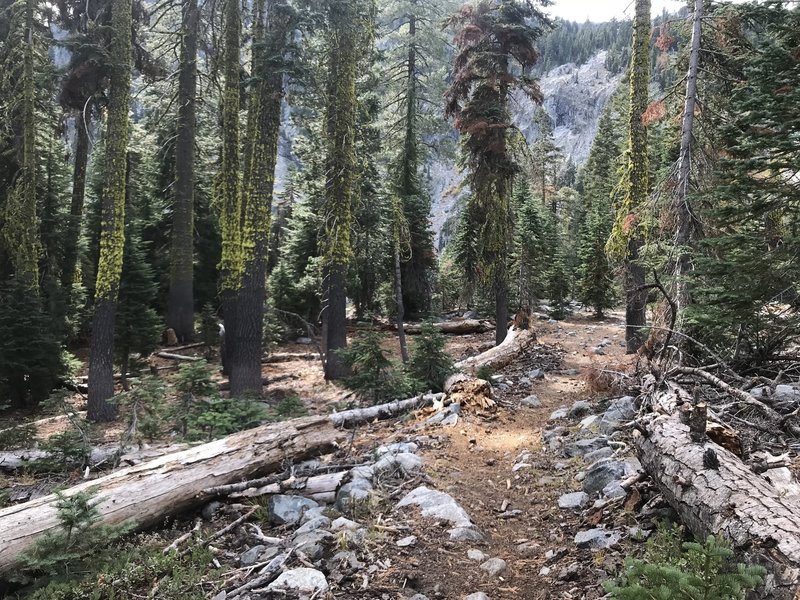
[546,0,687,22]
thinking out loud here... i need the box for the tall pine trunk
[217,0,242,380]
[62,118,89,288]
[167,0,198,342]
[88,0,132,421]
[673,0,702,328]
[622,0,650,354]
[322,0,361,381]
[229,0,292,396]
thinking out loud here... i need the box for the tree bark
[88,0,132,421]
[394,242,409,362]
[398,319,493,335]
[166,0,198,342]
[0,416,343,575]
[636,380,800,599]
[455,326,535,372]
[495,276,509,346]
[323,264,350,380]
[62,116,90,289]
[673,0,702,326]
[625,239,647,353]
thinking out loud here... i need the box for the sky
[545,0,687,22]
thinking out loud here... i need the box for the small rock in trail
[480,558,507,577]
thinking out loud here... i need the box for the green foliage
[115,376,168,442]
[262,306,287,355]
[0,277,66,407]
[271,394,307,419]
[199,303,219,358]
[546,240,572,320]
[512,179,552,307]
[26,537,215,600]
[337,330,418,404]
[407,322,455,392]
[605,527,766,600]
[20,488,133,580]
[174,360,266,440]
[31,392,91,472]
[476,365,494,381]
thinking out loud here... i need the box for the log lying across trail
[0,393,444,575]
[401,319,494,335]
[636,377,800,599]
[455,325,536,372]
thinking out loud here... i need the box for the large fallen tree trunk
[400,319,493,335]
[0,416,343,574]
[455,325,536,372]
[0,392,443,574]
[636,377,800,599]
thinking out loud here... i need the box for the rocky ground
[164,310,683,600]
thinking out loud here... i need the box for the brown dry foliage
[583,363,630,396]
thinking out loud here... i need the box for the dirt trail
[389,312,636,600]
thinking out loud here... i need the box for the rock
[548,408,568,421]
[579,414,600,430]
[584,446,613,463]
[468,549,489,561]
[397,486,473,528]
[396,535,417,547]
[269,495,319,525]
[335,479,373,513]
[292,530,333,561]
[521,395,541,408]
[574,528,621,550]
[539,566,551,576]
[201,501,223,521]
[450,526,485,542]
[542,426,565,441]
[463,310,479,319]
[426,403,461,426]
[575,471,585,482]
[440,412,460,426]
[518,376,531,386]
[295,515,331,535]
[260,546,281,562]
[299,506,327,524]
[752,384,800,405]
[511,462,531,472]
[409,595,430,600]
[464,594,490,600]
[295,336,313,345]
[603,481,627,499]
[582,459,627,495]
[376,441,419,456]
[599,396,637,434]
[480,558,507,577]
[529,369,545,380]
[515,542,539,557]
[267,568,329,594]
[330,516,361,531]
[562,436,608,458]
[558,563,580,581]
[591,347,605,355]
[568,400,592,417]
[558,491,589,510]
[327,550,363,571]
[373,452,423,478]
[239,545,266,566]
[349,465,375,480]
[490,374,504,383]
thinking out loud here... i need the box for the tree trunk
[88,299,118,421]
[625,238,647,353]
[637,380,800,599]
[0,416,343,575]
[166,0,199,343]
[323,264,349,380]
[495,275,508,346]
[88,0,132,421]
[673,0,702,326]
[455,326,535,372]
[62,115,89,289]
[394,242,409,363]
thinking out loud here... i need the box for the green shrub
[605,526,766,600]
[115,376,168,442]
[337,331,419,404]
[273,394,307,419]
[476,365,494,381]
[407,322,455,392]
[0,417,37,450]
[185,396,267,441]
[199,303,220,359]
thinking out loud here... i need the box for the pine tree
[87,0,133,421]
[444,0,549,346]
[166,0,199,342]
[512,178,550,309]
[608,0,651,354]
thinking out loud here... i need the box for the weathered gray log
[154,351,204,362]
[328,393,443,429]
[455,326,536,372]
[401,319,493,335]
[225,471,348,504]
[636,379,800,599]
[0,416,343,574]
[262,352,318,363]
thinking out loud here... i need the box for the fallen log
[154,351,204,362]
[455,325,536,372]
[399,319,493,335]
[0,416,343,574]
[262,352,318,363]
[223,471,348,504]
[636,378,800,599]
[0,392,442,573]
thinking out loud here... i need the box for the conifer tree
[512,178,550,309]
[608,0,651,353]
[444,0,549,345]
[166,0,199,342]
[87,0,133,421]
[321,0,374,380]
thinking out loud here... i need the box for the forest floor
[1,310,655,599]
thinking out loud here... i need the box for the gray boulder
[558,491,589,510]
[582,459,627,495]
[562,436,608,458]
[373,452,423,478]
[583,447,613,463]
[480,558,507,577]
[239,545,265,566]
[269,495,319,525]
[335,479,373,513]
[521,395,541,408]
[568,400,593,418]
[267,568,329,594]
[295,515,331,535]
[291,530,333,561]
[465,594,490,600]
[574,528,621,549]
[599,396,637,434]
[549,408,568,421]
